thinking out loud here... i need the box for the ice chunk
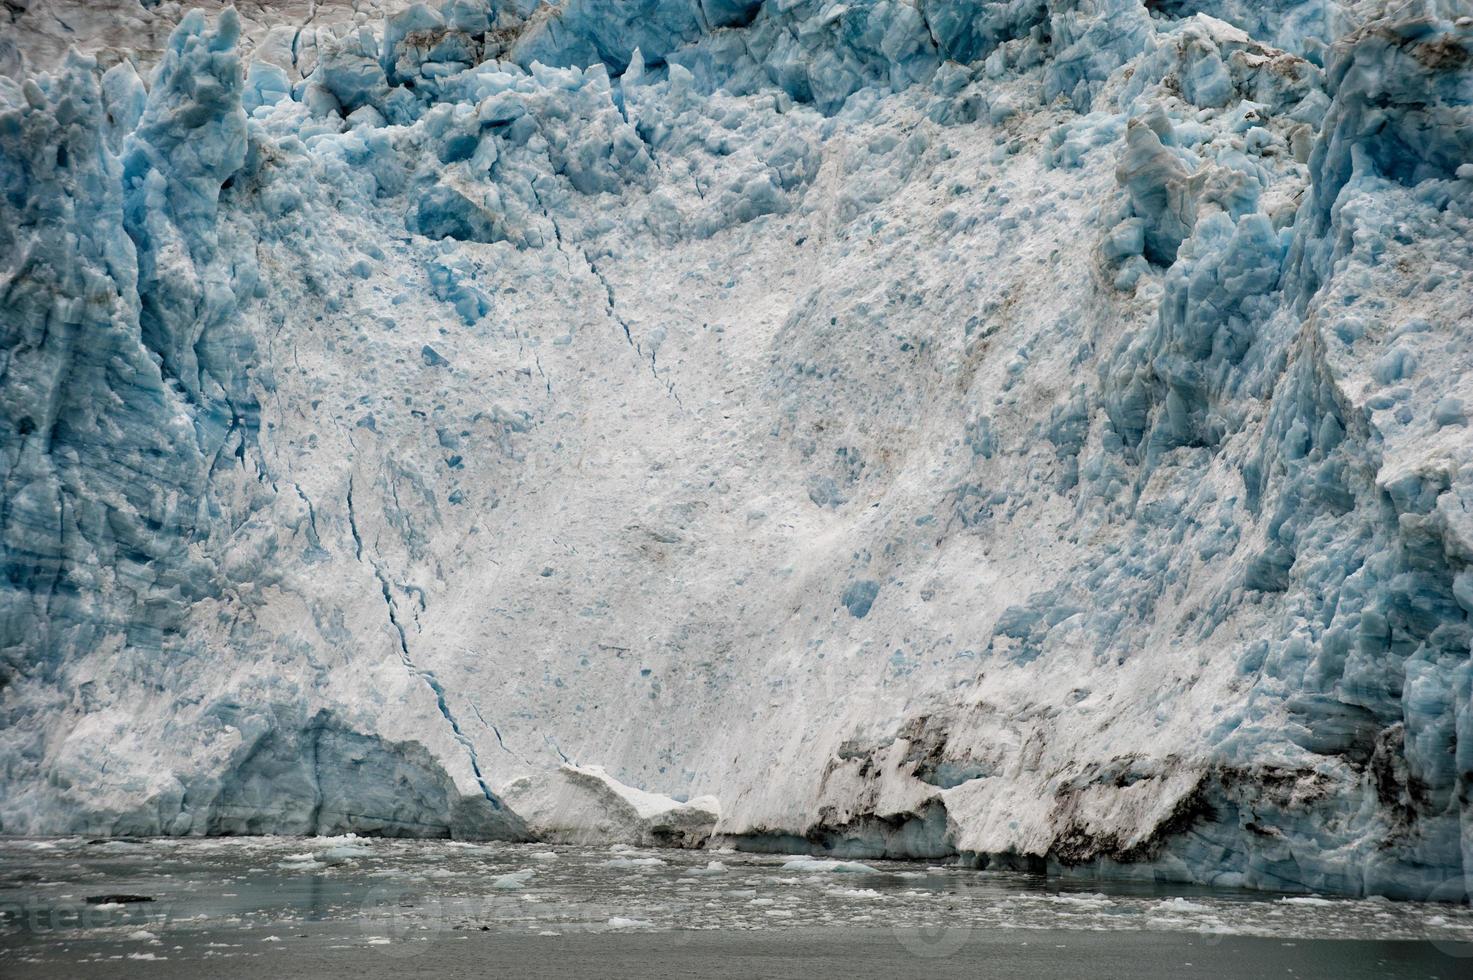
[492,869,537,890]
[605,916,655,930]
[1115,115,1198,265]
[502,765,719,847]
[780,858,880,874]
[603,856,666,868]
[841,580,881,619]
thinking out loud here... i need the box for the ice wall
[1,1,1470,899]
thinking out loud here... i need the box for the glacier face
[1,0,1471,899]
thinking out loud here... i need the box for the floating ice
[605,916,655,930]
[604,856,667,869]
[1153,898,1212,914]
[781,859,881,874]
[491,869,537,890]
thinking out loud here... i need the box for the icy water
[1,837,1470,978]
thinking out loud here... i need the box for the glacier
[0,0,1470,902]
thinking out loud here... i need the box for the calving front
[0,0,1470,903]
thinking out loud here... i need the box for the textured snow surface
[1,1,1471,900]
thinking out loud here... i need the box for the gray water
[2,836,1470,977]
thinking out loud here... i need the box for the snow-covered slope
[1,0,1470,899]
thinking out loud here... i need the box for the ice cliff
[1,0,1471,900]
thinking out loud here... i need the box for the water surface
[1,836,1469,977]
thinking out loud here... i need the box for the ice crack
[345,475,501,809]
